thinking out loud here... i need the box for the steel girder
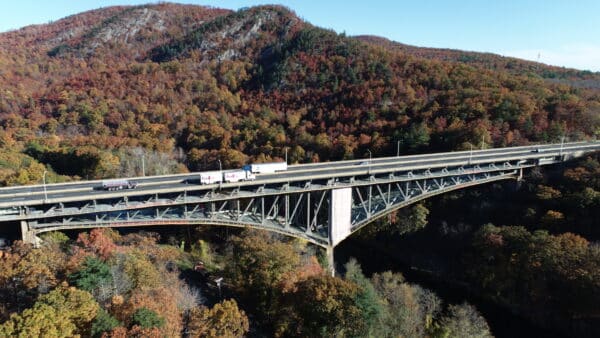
[22,162,522,246]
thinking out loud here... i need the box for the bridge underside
[0,142,596,275]
[22,165,522,247]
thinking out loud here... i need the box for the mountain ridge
[356,35,600,88]
[0,3,598,185]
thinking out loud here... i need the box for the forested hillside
[353,153,600,337]
[0,3,598,185]
[356,35,600,89]
[0,228,497,337]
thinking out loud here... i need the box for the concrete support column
[326,245,336,277]
[327,187,352,277]
[20,221,39,246]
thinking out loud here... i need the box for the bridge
[1,141,599,271]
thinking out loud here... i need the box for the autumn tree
[118,287,183,337]
[0,284,99,337]
[433,303,492,338]
[469,224,600,320]
[399,122,431,153]
[358,203,430,238]
[115,147,187,177]
[186,300,249,338]
[0,303,77,337]
[76,228,118,260]
[225,230,301,320]
[278,274,365,337]
[40,231,71,252]
[0,240,67,314]
[392,203,430,235]
[189,239,217,270]
[344,259,384,337]
[371,271,442,337]
[121,250,162,289]
[278,255,324,293]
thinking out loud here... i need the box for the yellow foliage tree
[0,285,99,337]
[187,300,249,338]
[0,303,77,337]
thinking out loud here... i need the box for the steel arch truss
[349,169,517,233]
[25,164,521,247]
[28,188,333,246]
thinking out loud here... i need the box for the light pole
[367,149,372,174]
[141,154,146,176]
[215,277,223,299]
[217,159,223,186]
[560,136,565,156]
[42,170,48,202]
[469,144,473,164]
[397,141,400,157]
[285,147,288,164]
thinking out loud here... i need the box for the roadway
[2,141,585,195]
[0,141,599,207]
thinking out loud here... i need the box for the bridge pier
[20,221,40,246]
[328,187,354,276]
[326,245,335,276]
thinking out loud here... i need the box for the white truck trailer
[242,162,288,174]
[101,179,137,190]
[223,170,256,183]
[199,171,223,185]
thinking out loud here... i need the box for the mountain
[1,4,599,337]
[0,3,599,185]
[356,35,600,89]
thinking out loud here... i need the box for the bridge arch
[25,167,519,258]
[3,141,598,272]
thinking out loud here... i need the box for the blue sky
[1,1,599,71]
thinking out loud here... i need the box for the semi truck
[242,162,288,174]
[199,171,223,185]
[223,170,256,183]
[101,179,137,191]
[199,170,256,184]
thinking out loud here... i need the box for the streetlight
[367,149,372,174]
[397,141,400,157]
[560,136,565,156]
[469,144,473,164]
[141,154,146,176]
[214,277,223,299]
[42,170,48,202]
[285,147,288,164]
[217,159,223,186]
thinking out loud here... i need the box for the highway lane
[283,141,586,171]
[1,142,596,198]
[0,173,197,196]
[1,141,594,198]
[1,142,597,206]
